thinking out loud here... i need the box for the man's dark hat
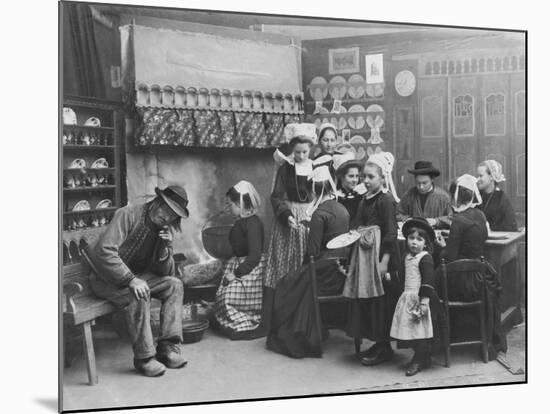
[402,217,435,242]
[155,185,190,218]
[408,161,440,177]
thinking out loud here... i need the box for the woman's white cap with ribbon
[333,151,360,172]
[480,159,506,183]
[366,151,400,203]
[454,174,483,208]
[306,165,338,218]
[232,180,261,216]
[283,123,318,145]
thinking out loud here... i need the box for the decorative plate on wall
[69,158,86,169]
[394,70,416,97]
[366,83,384,98]
[308,76,328,101]
[328,76,348,100]
[348,74,366,99]
[72,200,91,211]
[84,117,102,127]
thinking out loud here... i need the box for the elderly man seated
[397,161,452,228]
[84,185,190,377]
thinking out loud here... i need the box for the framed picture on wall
[365,53,385,84]
[328,47,360,74]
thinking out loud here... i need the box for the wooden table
[484,231,526,329]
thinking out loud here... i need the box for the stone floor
[62,321,525,412]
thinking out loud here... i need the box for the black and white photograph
[51,0,533,412]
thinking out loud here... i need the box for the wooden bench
[63,251,117,385]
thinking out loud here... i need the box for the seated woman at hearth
[434,174,507,359]
[266,165,350,358]
[476,160,518,232]
[214,181,266,340]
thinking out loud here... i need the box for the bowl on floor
[182,319,209,343]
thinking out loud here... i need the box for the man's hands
[222,272,237,287]
[129,278,150,301]
[158,226,173,245]
[427,218,437,227]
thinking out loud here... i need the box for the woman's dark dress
[479,189,518,231]
[337,188,362,220]
[439,207,507,358]
[266,199,350,358]
[346,191,401,343]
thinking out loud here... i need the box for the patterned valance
[134,107,303,148]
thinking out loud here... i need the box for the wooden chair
[438,257,490,367]
[309,255,362,356]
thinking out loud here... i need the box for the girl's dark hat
[155,186,190,218]
[402,217,435,242]
[408,161,440,177]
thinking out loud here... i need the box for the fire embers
[176,259,223,287]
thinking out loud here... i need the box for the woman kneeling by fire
[214,181,267,340]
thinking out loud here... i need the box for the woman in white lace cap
[259,124,318,335]
[435,174,507,359]
[476,160,518,231]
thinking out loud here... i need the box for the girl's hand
[379,262,389,280]
[288,216,299,229]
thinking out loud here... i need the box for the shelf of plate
[62,225,108,243]
[63,145,115,150]
[305,97,385,105]
[62,125,114,132]
[63,207,118,216]
[63,185,117,192]
[64,168,116,174]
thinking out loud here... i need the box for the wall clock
[395,70,416,97]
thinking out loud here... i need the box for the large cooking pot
[201,213,235,260]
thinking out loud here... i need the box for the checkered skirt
[264,201,312,288]
[215,255,267,333]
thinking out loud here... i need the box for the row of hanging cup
[136,85,304,113]
[65,212,112,231]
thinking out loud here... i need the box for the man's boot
[133,357,166,377]
[156,339,188,369]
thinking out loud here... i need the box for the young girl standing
[215,181,266,340]
[390,217,439,376]
[346,151,401,366]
